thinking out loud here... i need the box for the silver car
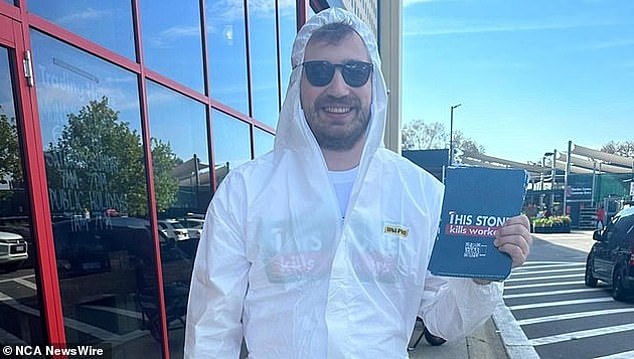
[0,231,28,272]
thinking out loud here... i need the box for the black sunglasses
[301,60,373,88]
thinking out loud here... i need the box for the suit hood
[274,7,388,165]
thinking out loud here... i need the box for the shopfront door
[0,13,47,352]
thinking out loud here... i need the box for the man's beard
[304,94,371,151]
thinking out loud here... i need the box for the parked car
[177,218,204,239]
[53,216,193,279]
[158,219,190,241]
[585,206,634,301]
[0,231,28,272]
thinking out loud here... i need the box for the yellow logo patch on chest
[383,224,409,238]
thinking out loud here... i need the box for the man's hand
[494,214,532,268]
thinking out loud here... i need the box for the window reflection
[248,3,280,128]
[279,2,297,100]
[147,81,210,217]
[31,31,163,356]
[254,128,274,158]
[140,0,204,93]
[207,0,249,115]
[147,80,208,356]
[0,46,45,351]
[212,111,251,185]
[28,0,135,60]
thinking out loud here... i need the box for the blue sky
[402,0,634,164]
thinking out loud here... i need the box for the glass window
[0,46,45,351]
[147,80,208,356]
[139,0,204,93]
[212,110,251,185]
[278,2,297,102]
[31,30,163,356]
[28,0,135,60]
[248,2,280,128]
[254,127,274,158]
[207,0,249,115]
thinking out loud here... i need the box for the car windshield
[169,222,185,229]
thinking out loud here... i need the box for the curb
[493,305,540,359]
[465,317,508,358]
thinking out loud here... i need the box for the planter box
[533,226,571,234]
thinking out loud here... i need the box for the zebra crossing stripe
[530,323,634,346]
[505,273,582,282]
[509,267,585,277]
[517,308,634,326]
[513,262,584,271]
[521,261,580,265]
[509,297,613,311]
[594,350,634,359]
[504,280,585,290]
[504,281,586,290]
[503,287,603,299]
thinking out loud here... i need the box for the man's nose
[325,69,350,96]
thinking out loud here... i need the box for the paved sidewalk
[530,229,595,254]
[408,318,508,359]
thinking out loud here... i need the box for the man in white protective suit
[184,7,532,359]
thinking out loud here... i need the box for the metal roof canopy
[557,151,633,174]
[571,144,634,168]
[568,144,634,174]
[463,152,594,176]
[463,143,633,176]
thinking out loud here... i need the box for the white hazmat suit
[184,8,502,359]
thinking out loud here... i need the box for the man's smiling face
[300,31,372,151]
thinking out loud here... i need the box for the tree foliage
[601,141,634,157]
[0,106,22,187]
[45,97,178,217]
[401,119,485,155]
[401,120,447,150]
[151,137,179,213]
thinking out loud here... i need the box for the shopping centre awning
[567,144,634,174]
[463,143,633,176]
[462,152,594,176]
[557,151,633,174]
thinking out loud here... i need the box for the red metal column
[8,15,67,346]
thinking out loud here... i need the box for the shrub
[532,215,571,228]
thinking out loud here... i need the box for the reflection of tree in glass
[151,137,179,214]
[45,97,178,216]
[0,106,22,194]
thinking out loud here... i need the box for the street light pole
[449,103,461,165]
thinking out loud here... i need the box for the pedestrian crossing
[500,260,634,359]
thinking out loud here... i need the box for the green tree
[0,106,22,190]
[601,141,634,157]
[45,97,178,216]
[401,120,446,150]
[451,132,485,155]
[401,119,484,155]
[151,137,179,213]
